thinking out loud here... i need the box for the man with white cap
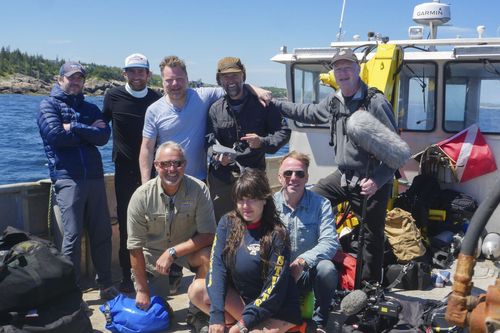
[103,53,161,292]
[37,61,118,300]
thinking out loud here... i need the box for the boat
[270,0,499,330]
[271,0,500,234]
[0,1,498,331]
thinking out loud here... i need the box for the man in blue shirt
[274,151,339,333]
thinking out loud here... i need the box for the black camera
[233,140,249,153]
[363,282,402,318]
[343,282,402,333]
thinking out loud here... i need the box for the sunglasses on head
[282,170,306,178]
[156,160,185,168]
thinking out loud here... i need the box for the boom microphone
[346,110,411,170]
[340,289,368,315]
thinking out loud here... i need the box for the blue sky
[1,0,498,87]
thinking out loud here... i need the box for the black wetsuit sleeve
[241,233,291,329]
[206,217,230,325]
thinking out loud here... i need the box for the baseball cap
[123,53,149,69]
[332,48,359,65]
[59,61,86,77]
[217,57,245,74]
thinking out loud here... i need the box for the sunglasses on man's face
[156,160,185,168]
[282,170,306,179]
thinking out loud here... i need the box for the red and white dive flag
[437,124,497,183]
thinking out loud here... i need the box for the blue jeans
[296,259,338,327]
[54,178,113,289]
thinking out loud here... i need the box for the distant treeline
[0,47,162,84]
[0,46,287,96]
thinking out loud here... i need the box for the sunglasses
[282,170,306,178]
[156,160,185,168]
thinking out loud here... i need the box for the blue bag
[99,294,170,333]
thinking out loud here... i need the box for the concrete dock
[84,260,498,332]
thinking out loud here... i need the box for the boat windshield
[291,63,334,128]
[398,62,437,132]
[444,61,500,134]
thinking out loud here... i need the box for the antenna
[337,0,347,42]
[476,25,485,38]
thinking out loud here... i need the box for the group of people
[37,48,399,333]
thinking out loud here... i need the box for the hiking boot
[119,279,135,293]
[99,285,120,300]
[186,310,209,333]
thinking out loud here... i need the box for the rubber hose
[461,177,500,256]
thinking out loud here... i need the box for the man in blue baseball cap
[37,61,118,300]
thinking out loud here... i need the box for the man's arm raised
[245,84,272,107]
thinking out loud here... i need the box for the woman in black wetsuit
[188,168,302,333]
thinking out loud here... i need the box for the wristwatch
[167,247,177,259]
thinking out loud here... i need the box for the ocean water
[0,94,289,185]
[0,94,108,185]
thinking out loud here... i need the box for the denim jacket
[274,189,339,268]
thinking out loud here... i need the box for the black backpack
[0,226,91,333]
[394,175,441,229]
[428,189,478,235]
[0,228,78,313]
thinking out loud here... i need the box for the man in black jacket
[206,57,291,222]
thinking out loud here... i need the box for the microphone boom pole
[354,158,372,289]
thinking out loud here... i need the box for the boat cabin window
[397,62,437,132]
[291,63,333,128]
[444,61,500,134]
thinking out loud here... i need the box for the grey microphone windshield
[340,289,368,315]
[346,110,411,170]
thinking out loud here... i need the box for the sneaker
[314,324,327,333]
[119,279,135,293]
[99,285,120,300]
[307,321,326,333]
[186,310,209,333]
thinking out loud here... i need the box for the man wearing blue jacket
[37,61,118,300]
[274,151,339,333]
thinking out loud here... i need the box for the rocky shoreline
[0,74,128,96]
